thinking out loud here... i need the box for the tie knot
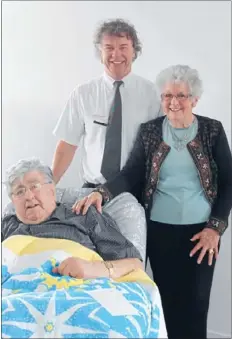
[114,81,123,88]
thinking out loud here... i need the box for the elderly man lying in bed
[2,158,142,279]
[2,158,167,339]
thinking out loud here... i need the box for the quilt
[2,235,167,338]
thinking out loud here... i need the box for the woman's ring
[209,248,214,255]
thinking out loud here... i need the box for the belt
[82,182,100,188]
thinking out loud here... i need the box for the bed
[2,188,167,338]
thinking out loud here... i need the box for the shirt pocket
[92,114,109,127]
[85,113,108,137]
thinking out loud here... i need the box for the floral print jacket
[98,115,232,236]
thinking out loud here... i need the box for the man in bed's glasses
[2,158,143,279]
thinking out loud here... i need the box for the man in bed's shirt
[2,158,143,280]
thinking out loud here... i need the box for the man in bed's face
[11,170,56,224]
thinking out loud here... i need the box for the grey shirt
[1,203,142,261]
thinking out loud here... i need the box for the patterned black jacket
[98,115,232,235]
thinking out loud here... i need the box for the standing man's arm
[52,141,77,184]
[52,87,84,184]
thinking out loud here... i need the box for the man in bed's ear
[2,158,143,279]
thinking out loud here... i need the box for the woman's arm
[207,123,232,235]
[73,126,146,213]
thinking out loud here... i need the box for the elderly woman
[73,65,232,339]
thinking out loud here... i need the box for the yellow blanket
[3,235,154,286]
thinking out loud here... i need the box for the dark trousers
[147,220,217,339]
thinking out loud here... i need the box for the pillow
[2,188,147,262]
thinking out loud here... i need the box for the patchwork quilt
[2,235,167,338]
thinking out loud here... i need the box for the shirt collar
[49,202,66,220]
[103,71,134,89]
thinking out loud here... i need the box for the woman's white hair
[4,158,54,196]
[155,64,203,98]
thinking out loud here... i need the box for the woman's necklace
[168,117,196,151]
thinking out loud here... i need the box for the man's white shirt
[53,72,161,184]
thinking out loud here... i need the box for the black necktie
[101,80,123,180]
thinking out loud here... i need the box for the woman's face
[161,82,198,125]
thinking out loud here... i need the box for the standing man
[52,18,161,188]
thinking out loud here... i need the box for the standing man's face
[100,34,135,80]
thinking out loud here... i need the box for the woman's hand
[72,192,103,215]
[189,228,220,266]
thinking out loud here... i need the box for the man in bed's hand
[52,256,142,279]
[52,257,93,278]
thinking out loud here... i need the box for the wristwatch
[104,261,114,278]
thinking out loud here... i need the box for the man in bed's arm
[2,158,143,280]
[52,257,142,280]
[52,204,143,279]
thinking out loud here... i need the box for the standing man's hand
[72,192,103,215]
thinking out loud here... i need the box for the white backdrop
[2,1,231,337]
